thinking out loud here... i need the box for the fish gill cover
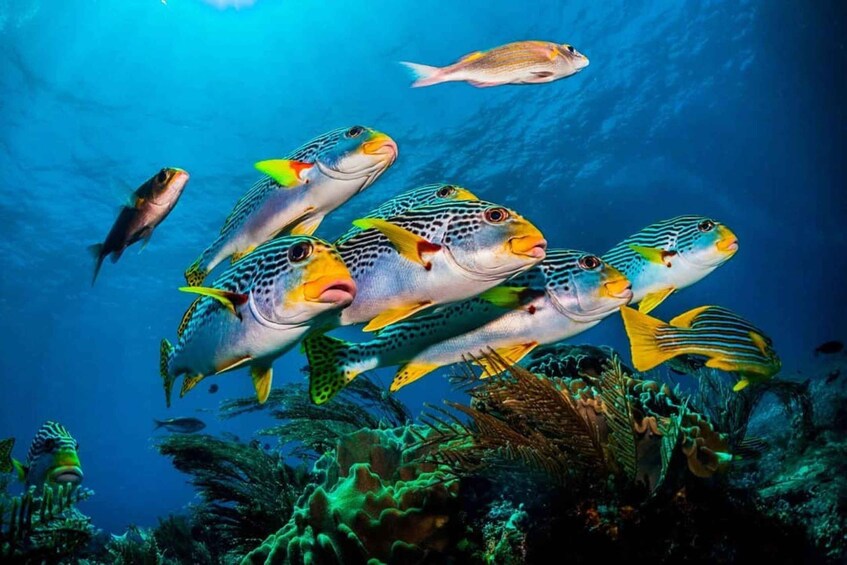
[0,0,845,563]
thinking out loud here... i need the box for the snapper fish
[161,235,356,406]
[1,422,83,487]
[304,249,632,403]
[184,126,397,286]
[337,199,547,331]
[401,40,589,88]
[602,216,738,314]
[620,305,781,391]
[335,183,479,245]
[90,167,189,285]
[153,417,206,433]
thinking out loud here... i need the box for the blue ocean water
[0,0,844,534]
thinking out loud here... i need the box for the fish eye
[436,186,455,198]
[578,255,602,270]
[346,126,365,138]
[43,438,56,450]
[567,45,576,54]
[156,169,168,183]
[698,219,716,232]
[484,207,510,223]
[288,241,313,263]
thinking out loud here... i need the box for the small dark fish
[153,417,205,434]
[89,168,190,285]
[826,369,841,384]
[208,384,219,394]
[815,341,844,356]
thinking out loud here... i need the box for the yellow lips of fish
[715,225,739,254]
[507,222,547,259]
[602,271,634,300]
[300,253,357,306]
[360,131,398,160]
[49,450,84,484]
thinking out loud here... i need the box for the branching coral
[243,427,465,565]
[219,377,411,458]
[156,434,310,555]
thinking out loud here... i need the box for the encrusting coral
[242,426,464,565]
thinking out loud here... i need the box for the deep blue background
[0,0,844,533]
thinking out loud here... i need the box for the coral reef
[0,475,95,562]
[243,427,464,565]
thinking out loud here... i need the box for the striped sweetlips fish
[401,40,589,88]
[184,126,398,286]
[0,422,83,487]
[162,235,356,406]
[334,183,479,245]
[336,199,547,331]
[303,249,632,404]
[620,305,781,392]
[602,216,738,314]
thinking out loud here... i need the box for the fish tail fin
[153,419,165,430]
[302,333,365,405]
[160,339,176,408]
[184,256,208,287]
[399,61,444,87]
[619,306,678,371]
[88,243,105,286]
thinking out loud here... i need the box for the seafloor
[2,346,845,564]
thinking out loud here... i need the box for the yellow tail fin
[619,306,677,371]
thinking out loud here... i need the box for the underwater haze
[0,0,845,536]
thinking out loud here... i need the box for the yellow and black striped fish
[620,305,780,391]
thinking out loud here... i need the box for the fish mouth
[361,133,398,162]
[304,276,357,305]
[602,277,634,301]
[167,168,190,191]
[716,237,739,253]
[509,235,547,259]
[49,466,84,485]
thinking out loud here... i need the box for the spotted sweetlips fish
[602,216,738,314]
[401,40,589,88]
[184,126,397,286]
[1,422,83,487]
[303,249,632,403]
[162,235,356,406]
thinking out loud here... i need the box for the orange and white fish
[401,40,589,88]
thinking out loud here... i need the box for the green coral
[243,427,463,565]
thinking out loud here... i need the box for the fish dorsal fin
[669,305,712,328]
[254,159,313,188]
[390,362,440,392]
[460,51,485,63]
[478,286,533,309]
[363,301,433,332]
[476,342,539,377]
[178,297,202,338]
[0,438,14,473]
[351,218,442,269]
[749,331,769,355]
[628,245,676,266]
[178,286,248,319]
[251,366,273,404]
[180,374,204,398]
[637,287,675,314]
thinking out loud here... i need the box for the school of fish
[73,39,781,416]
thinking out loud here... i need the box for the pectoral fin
[352,218,442,268]
[290,214,323,236]
[178,286,248,319]
[390,362,440,392]
[749,331,769,355]
[478,286,534,309]
[476,342,538,376]
[251,366,273,404]
[254,159,313,188]
[638,287,675,314]
[629,245,676,267]
[215,355,252,375]
[180,374,204,398]
[363,301,432,332]
[732,378,751,392]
